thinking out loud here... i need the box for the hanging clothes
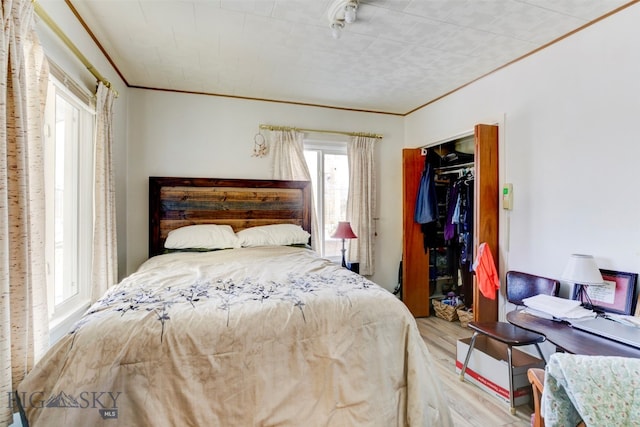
[458,173,474,308]
[414,155,438,224]
[442,171,474,258]
[414,150,441,253]
[458,174,474,267]
[443,182,459,241]
[472,242,500,299]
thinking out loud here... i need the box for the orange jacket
[472,242,499,300]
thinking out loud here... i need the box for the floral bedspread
[18,246,452,426]
[542,352,640,426]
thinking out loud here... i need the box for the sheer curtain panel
[0,0,50,423]
[270,130,319,250]
[91,82,118,302]
[346,136,377,276]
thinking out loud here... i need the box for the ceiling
[67,0,631,115]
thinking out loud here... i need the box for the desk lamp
[331,221,357,268]
[561,254,604,309]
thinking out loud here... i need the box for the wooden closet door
[402,148,430,317]
[473,124,499,322]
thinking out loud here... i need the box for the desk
[506,310,640,358]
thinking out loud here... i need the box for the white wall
[38,0,640,308]
[405,3,640,317]
[127,89,405,291]
[35,0,405,294]
[36,0,129,280]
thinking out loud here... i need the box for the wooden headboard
[149,177,312,257]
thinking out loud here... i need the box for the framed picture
[572,269,638,315]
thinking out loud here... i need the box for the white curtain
[271,130,308,180]
[270,130,319,250]
[91,82,118,302]
[346,136,377,276]
[0,0,50,423]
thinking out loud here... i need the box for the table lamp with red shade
[331,221,357,268]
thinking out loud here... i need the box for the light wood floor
[416,316,533,427]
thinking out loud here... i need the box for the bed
[17,177,452,426]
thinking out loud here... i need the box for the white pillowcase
[237,224,310,247]
[164,224,240,250]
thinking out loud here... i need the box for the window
[303,140,349,260]
[44,74,94,331]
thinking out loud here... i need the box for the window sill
[49,300,90,346]
[326,255,341,264]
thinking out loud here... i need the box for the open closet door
[401,124,498,321]
[473,124,499,322]
[402,148,430,317]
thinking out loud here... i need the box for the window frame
[44,74,95,337]
[303,138,349,261]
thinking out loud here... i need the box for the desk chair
[459,271,559,414]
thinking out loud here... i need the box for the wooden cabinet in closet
[401,124,499,322]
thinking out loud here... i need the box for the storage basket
[457,308,474,328]
[432,299,464,321]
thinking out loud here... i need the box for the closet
[402,124,498,322]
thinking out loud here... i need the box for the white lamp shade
[561,254,603,285]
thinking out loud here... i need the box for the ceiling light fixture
[327,0,359,38]
[331,21,345,40]
[344,1,358,24]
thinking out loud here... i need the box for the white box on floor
[455,335,544,407]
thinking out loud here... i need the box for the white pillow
[237,224,310,247]
[164,224,240,250]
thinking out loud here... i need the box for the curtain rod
[259,124,383,139]
[33,1,118,97]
